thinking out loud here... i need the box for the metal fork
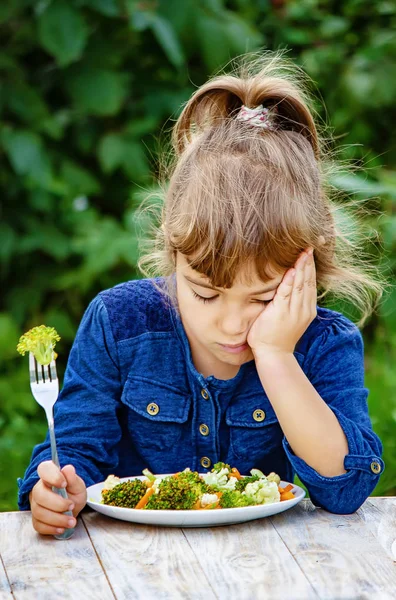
[29,352,75,540]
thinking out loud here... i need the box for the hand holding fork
[29,353,86,539]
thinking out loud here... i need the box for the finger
[291,251,309,314]
[37,460,67,489]
[32,517,67,537]
[61,464,84,495]
[33,481,73,513]
[304,249,317,312]
[32,503,76,529]
[275,268,296,307]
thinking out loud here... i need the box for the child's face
[175,252,285,377]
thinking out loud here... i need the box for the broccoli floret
[235,474,261,492]
[101,480,147,508]
[219,490,257,508]
[17,325,60,365]
[145,472,207,510]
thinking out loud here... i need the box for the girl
[18,52,385,536]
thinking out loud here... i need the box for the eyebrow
[183,275,279,295]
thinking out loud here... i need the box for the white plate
[86,475,306,527]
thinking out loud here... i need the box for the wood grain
[1,498,395,600]
[81,510,217,599]
[270,499,396,599]
[358,497,396,562]
[0,554,12,600]
[182,512,318,599]
[0,512,115,600]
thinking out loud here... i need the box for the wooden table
[1,498,395,599]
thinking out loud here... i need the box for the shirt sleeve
[282,314,385,514]
[17,295,123,510]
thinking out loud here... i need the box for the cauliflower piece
[243,479,280,505]
[102,474,121,490]
[200,493,220,507]
[202,469,237,491]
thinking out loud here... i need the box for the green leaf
[196,15,231,71]
[37,0,89,66]
[121,140,150,180]
[223,13,262,54]
[65,67,129,115]
[319,17,349,38]
[18,221,72,260]
[128,6,184,68]
[330,173,392,197]
[98,133,126,173]
[0,223,16,264]
[1,128,52,186]
[98,133,150,179]
[0,313,19,360]
[79,0,120,17]
[6,82,49,125]
[149,14,185,68]
[60,160,101,196]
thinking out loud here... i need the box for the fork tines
[29,353,57,385]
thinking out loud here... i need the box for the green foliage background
[1,0,395,511]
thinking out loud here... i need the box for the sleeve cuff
[282,437,384,486]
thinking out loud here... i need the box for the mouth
[219,342,249,354]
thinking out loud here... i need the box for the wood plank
[182,505,318,599]
[82,510,218,600]
[358,497,396,562]
[0,512,115,600]
[0,554,12,599]
[269,499,396,599]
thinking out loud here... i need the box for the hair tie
[236,104,278,130]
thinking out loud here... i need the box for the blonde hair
[138,50,389,328]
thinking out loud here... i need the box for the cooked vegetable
[243,479,280,505]
[201,462,238,491]
[102,479,147,508]
[145,469,209,510]
[219,490,256,508]
[17,325,60,365]
[135,486,156,509]
[234,474,261,492]
[100,465,295,510]
[266,471,281,485]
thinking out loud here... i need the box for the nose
[218,307,249,339]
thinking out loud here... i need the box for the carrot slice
[202,502,220,509]
[229,468,242,480]
[135,487,155,509]
[280,484,293,493]
[280,491,295,501]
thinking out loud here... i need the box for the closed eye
[191,290,272,305]
[191,290,217,304]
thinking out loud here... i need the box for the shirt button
[253,409,266,422]
[199,424,210,436]
[370,461,382,474]
[200,457,211,469]
[147,402,159,416]
[201,389,209,400]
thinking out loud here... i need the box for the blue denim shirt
[18,277,385,513]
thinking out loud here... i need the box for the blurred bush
[1,0,395,510]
